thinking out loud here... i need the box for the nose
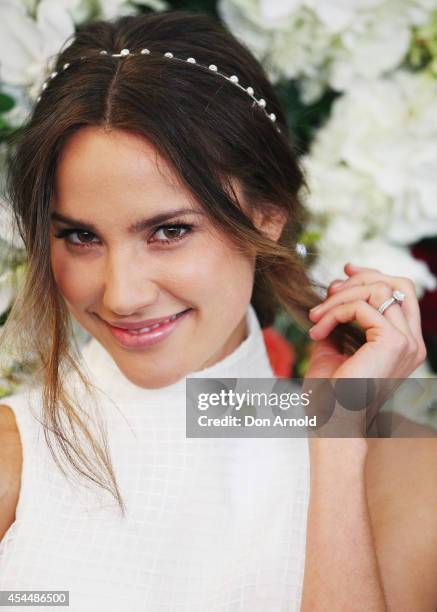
[101,251,159,316]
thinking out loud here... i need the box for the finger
[310,300,401,341]
[326,263,380,292]
[345,263,379,274]
[329,271,423,342]
[327,279,345,292]
[309,300,417,382]
[310,282,411,338]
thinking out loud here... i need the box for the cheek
[179,239,254,304]
[50,249,95,305]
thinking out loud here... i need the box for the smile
[102,309,193,349]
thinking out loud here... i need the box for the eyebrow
[50,208,204,234]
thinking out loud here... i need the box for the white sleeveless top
[0,305,310,611]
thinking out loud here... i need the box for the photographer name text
[197,414,317,428]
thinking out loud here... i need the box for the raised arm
[301,263,431,610]
[300,438,387,611]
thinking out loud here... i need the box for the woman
[0,9,436,611]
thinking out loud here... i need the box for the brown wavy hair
[0,10,365,514]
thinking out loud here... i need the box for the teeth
[128,313,180,334]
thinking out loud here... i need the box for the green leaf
[298,229,322,246]
[0,93,15,113]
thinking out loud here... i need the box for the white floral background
[1,0,437,424]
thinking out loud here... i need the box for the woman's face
[50,126,262,388]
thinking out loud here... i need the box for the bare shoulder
[0,404,23,542]
[365,413,437,611]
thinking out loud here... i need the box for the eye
[53,228,98,248]
[151,224,192,244]
[52,223,193,250]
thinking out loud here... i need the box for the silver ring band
[377,290,406,315]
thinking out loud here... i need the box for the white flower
[0,269,16,316]
[308,233,437,299]
[311,0,434,91]
[304,71,437,246]
[77,0,170,19]
[92,0,168,19]
[218,0,331,87]
[301,158,391,236]
[306,0,383,32]
[0,146,25,251]
[0,0,76,99]
[0,0,170,104]
[218,0,436,100]
[0,199,25,251]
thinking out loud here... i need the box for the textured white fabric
[0,304,310,611]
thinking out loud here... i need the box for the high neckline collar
[79,304,273,403]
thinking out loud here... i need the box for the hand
[305,262,427,379]
[303,262,427,437]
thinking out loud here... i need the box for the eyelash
[53,223,194,250]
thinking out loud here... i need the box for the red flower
[262,327,295,377]
[411,242,437,336]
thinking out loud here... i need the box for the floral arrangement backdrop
[1,0,436,423]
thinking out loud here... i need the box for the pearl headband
[37,47,281,134]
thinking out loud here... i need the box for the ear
[252,206,287,242]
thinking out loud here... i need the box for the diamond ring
[377,290,406,315]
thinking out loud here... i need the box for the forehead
[54,126,184,204]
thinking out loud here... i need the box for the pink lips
[103,309,193,349]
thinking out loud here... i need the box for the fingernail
[331,281,343,288]
[310,304,321,312]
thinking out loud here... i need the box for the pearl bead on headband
[37,48,281,134]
